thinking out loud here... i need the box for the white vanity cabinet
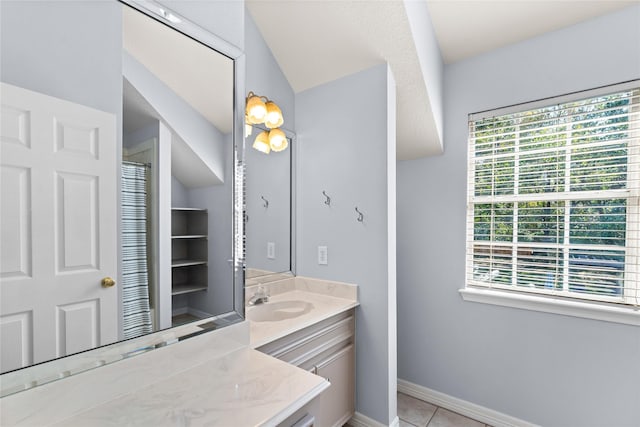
[256,309,356,427]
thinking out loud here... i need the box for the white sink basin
[247,300,314,322]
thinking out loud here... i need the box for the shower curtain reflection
[121,161,153,339]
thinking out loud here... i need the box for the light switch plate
[318,246,328,265]
[267,242,275,259]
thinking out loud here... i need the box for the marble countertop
[247,277,359,348]
[52,348,328,427]
[0,322,328,427]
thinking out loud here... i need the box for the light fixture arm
[246,91,271,104]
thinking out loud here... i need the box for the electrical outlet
[318,246,328,265]
[267,242,275,259]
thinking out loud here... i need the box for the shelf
[171,208,208,237]
[172,259,207,268]
[171,207,207,212]
[172,283,208,296]
[171,208,208,303]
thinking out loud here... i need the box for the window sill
[459,287,640,326]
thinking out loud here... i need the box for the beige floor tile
[400,419,418,427]
[397,392,437,427]
[427,408,484,427]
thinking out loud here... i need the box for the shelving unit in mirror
[171,208,208,297]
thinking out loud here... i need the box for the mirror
[0,0,245,394]
[244,124,294,283]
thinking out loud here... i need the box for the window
[465,82,640,314]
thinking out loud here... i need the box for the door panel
[56,172,99,272]
[54,119,98,159]
[56,300,99,357]
[0,165,31,279]
[0,82,117,372]
[0,105,31,148]
[315,345,355,427]
[0,311,33,372]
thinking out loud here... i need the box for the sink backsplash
[245,276,357,305]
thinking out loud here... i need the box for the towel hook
[261,196,269,208]
[355,207,364,222]
[322,191,331,206]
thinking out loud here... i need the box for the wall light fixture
[245,91,287,154]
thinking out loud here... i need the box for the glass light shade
[246,95,267,124]
[269,128,288,152]
[264,101,284,129]
[253,131,271,154]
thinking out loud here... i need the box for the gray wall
[296,64,397,425]
[397,6,640,427]
[0,0,122,122]
[186,135,235,316]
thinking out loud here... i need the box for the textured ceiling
[249,1,637,158]
[427,0,635,64]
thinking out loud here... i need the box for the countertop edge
[261,378,331,427]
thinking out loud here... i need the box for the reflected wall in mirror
[0,0,242,385]
[244,124,293,281]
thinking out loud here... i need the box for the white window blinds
[466,82,640,306]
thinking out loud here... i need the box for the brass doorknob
[101,277,116,288]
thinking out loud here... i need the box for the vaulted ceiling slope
[246,0,444,160]
[247,0,636,160]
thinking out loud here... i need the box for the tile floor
[397,393,489,427]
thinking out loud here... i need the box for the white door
[0,82,118,373]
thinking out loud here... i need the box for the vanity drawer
[257,310,354,367]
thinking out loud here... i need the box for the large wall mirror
[0,0,245,395]
[244,124,294,284]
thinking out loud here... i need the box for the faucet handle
[253,285,269,300]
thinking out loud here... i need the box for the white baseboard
[349,412,398,427]
[187,307,213,319]
[397,379,539,427]
[171,307,188,316]
[171,307,213,319]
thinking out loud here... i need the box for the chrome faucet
[248,286,269,306]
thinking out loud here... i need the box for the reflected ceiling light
[253,131,271,154]
[265,102,284,129]
[246,92,268,124]
[158,8,182,23]
[269,128,288,152]
[246,91,288,154]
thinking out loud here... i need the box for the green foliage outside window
[471,92,634,297]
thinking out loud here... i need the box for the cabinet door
[314,344,355,427]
